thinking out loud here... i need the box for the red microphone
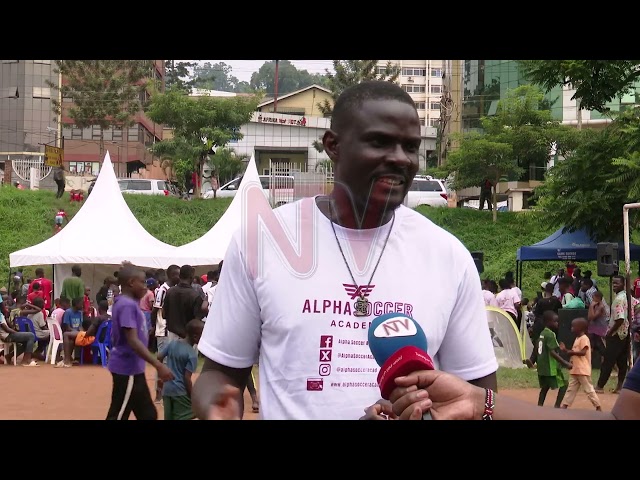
[368,313,435,419]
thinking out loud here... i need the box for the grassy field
[498,366,619,390]
[0,185,629,302]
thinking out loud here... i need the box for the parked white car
[118,178,178,196]
[203,175,294,206]
[404,175,449,208]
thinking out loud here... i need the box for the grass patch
[0,187,231,281]
[497,366,619,390]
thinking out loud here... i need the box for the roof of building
[257,84,332,107]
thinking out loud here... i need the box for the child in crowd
[158,319,203,420]
[51,297,69,326]
[533,310,572,408]
[559,317,602,411]
[56,300,110,368]
[105,262,173,421]
[62,297,84,332]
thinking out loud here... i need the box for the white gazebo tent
[173,154,262,273]
[9,152,210,298]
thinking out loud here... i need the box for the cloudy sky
[184,60,335,83]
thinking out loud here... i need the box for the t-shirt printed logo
[343,284,375,300]
[344,284,375,317]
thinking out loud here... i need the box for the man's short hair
[180,264,194,280]
[330,80,417,134]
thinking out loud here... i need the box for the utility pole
[273,60,279,113]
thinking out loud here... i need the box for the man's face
[324,99,421,211]
[130,273,148,300]
[168,269,180,286]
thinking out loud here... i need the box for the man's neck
[318,192,395,230]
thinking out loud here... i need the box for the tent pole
[51,264,55,304]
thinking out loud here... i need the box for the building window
[414,101,426,110]
[33,87,51,99]
[429,118,440,127]
[92,125,102,139]
[402,84,426,93]
[420,118,425,126]
[430,102,440,110]
[128,126,140,142]
[376,66,389,75]
[402,68,426,76]
[34,60,52,65]
[113,126,123,140]
[68,161,100,176]
[430,85,442,94]
[431,68,443,78]
[71,127,83,140]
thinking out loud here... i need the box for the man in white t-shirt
[201,269,220,317]
[193,81,498,420]
[151,264,179,402]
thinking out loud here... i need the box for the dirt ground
[0,362,619,420]
[0,363,258,420]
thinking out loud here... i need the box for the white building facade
[228,111,437,175]
[377,60,446,127]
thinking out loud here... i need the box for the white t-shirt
[153,282,170,337]
[199,200,498,420]
[206,284,217,313]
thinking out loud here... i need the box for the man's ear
[322,130,339,163]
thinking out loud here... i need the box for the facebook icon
[320,335,333,349]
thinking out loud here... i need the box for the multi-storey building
[376,60,446,127]
[0,60,165,191]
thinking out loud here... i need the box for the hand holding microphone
[367,313,435,420]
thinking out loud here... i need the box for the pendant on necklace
[353,295,370,317]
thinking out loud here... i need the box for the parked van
[203,174,295,206]
[404,175,448,208]
[117,178,178,196]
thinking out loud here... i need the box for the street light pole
[110,141,122,177]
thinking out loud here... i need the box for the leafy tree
[208,147,247,188]
[250,60,328,97]
[534,125,632,241]
[192,62,252,93]
[47,60,153,158]
[517,60,640,116]
[609,108,640,210]
[442,85,582,222]
[445,134,519,222]
[145,89,260,198]
[317,60,400,117]
[312,60,400,153]
[165,60,196,93]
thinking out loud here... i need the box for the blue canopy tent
[515,227,640,288]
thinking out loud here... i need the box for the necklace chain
[329,204,395,291]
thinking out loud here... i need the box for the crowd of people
[1,260,258,420]
[7,80,640,421]
[482,262,640,411]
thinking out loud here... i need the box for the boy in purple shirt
[106,262,173,420]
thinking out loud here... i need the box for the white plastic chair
[46,319,64,365]
[1,341,18,365]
